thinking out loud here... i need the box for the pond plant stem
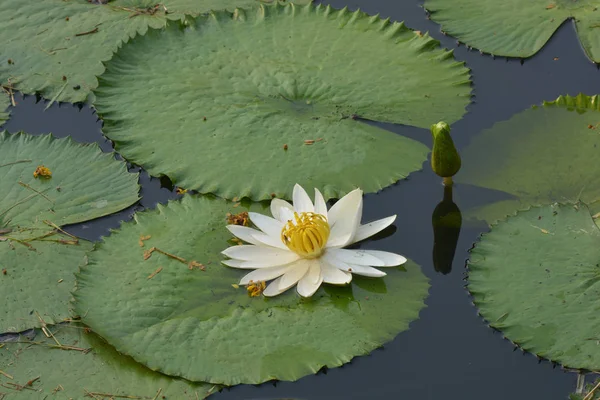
[584,379,600,400]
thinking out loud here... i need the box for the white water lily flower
[222,184,407,297]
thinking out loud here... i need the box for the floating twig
[0,193,40,219]
[84,392,143,399]
[147,267,163,280]
[0,160,31,169]
[143,247,186,263]
[18,182,54,204]
[11,340,90,353]
[35,311,61,347]
[83,389,103,400]
[152,388,163,400]
[4,376,40,391]
[0,370,13,380]
[1,81,16,107]
[584,380,600,400]
[75,27,99,37]
[43,220,78,241]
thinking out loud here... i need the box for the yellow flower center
[281,212,330,259]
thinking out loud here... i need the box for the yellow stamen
[247,280,266,297]
[281,212,330,258]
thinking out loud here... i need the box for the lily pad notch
[94,2,471,201]
[425,0,600,62]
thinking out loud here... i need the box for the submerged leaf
[468,203,600,370]
[0,323,215,398]
[0,0,297,103]
[458,94,600,223]
[425,0,600,61]
[95,2,471,200]
[74,195,429,385]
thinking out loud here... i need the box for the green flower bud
[430,121,461,181]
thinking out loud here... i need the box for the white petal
[313,188,328,218]
[263,276,290,297]
[279,259,310,290]
[297,261,324,297]
[222,245,292,262]
[321,262,352,285]
[223,258,295,270]
[326,248,385,266]
[221,259,246,268]
[326,190,363,248]
[226,225,264,246]
[327,188,362,227]
[306,259,322,284]
[360,250,407,267]
[270,198,294,222]
[248,212,284,238]
[321,252,353,271]
[279,207,295,223]
[293,184,314,213]
[252,232,288,250]
[351,215,397,244]
[346,264,387,277]
[239,256,299,269]
[239,265,293,285]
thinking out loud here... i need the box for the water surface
[2,0,600,398]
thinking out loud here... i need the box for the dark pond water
[2,0,600,398]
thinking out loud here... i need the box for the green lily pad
[0,234,92,333]
[458,94,600,224]
[0,323,216,399]
[424,0,600,61]
[74,195,429,385]
[0,131,139,230]
[0,91,9,124]
[0,0,299,103]
[0,131,139,333]
[94,3,471,201]
[468,202,600,370]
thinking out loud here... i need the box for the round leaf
[74,195,429,385]
[0,235,91,333]
[0,323,215,399]
[468,203,600,370]
[424,0,600,61]
[0,131,139,230]
[0,131,139,333]
[458,94,600,223]
[0,0,288,103]
[94,3,471,201]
